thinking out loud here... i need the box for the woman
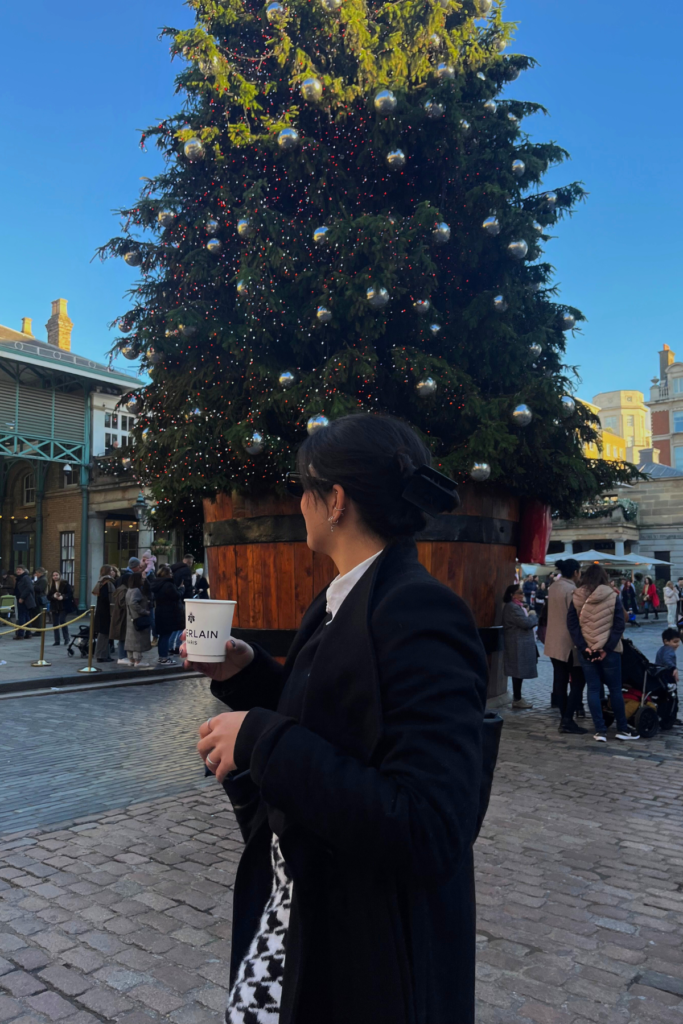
[48,571,71,646]
[663,580,678,626]
[621,579,639,624]
[33,568,49,611]
[92,566,115,663]
[149,565,183,665]
[110,573,129,663]
[124,572,152,668]
[567,564,639,743]
[502,583,538,709]
[543,558,587,734]
[642,576,660,620]
[185,414,489,1024]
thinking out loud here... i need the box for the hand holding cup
[181,631,254,680]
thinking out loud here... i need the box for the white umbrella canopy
[545,550,670,567]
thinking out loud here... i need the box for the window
[111,414,118,429]
[605,444,611,457]
[626,415,634,428]
[121,415,128,431]
[22,472,35,505]
[627,437,634,448]
[105,432,111,449]
[673,378,683,395]
[105,412,111,428]
[60,532,75,585]
[654,551,670,583]
[104,519,139,569]
[603,416,618,431]
[675,447,683,471]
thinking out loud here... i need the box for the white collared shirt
[325,550,383,621]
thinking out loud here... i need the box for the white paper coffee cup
[185,599,237,663]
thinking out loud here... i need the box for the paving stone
[38,966,91,997]
[1,969,47,997]
[91,966,150,992]
[25,991,76,1021]
[76,985,134,1016]
[0,996,23,1022]
[127,984,186,1015]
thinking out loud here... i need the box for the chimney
[639,447,660,465]
[46,299,73,352]
[21,318,33,336]
[659,344,675,381]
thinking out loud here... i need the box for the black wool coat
[149,577,184,635]
[211,540,488,1024]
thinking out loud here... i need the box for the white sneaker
[117,658,132,665]
[594,733,607,742]
[512,698,533,709]
[616,731,640,741]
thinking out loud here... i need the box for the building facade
[0,300,166,605]
[591,389,651,465]
[647,345,683,469]
[580,399,627,462]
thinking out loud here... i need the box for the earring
[328,506,345,532]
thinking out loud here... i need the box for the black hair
[555,558,581,579]
[503,583,521,603]
[662,628,680,643]
[296,414,432,539]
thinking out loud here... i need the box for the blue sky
[1,0,680,400]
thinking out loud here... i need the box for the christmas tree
[100,0,637,530]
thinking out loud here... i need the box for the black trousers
[551,655,585,719]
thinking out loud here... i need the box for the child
[655,627,681,683]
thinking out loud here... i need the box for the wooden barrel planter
[203,484,520,699]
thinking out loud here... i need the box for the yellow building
[580,400,627,462]
[592,389,651,464]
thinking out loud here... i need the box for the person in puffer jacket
[567,564,639,744]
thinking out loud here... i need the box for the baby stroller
[603,638,679,739]
[67,625,94,659]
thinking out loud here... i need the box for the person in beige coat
[567,565,638,743]
[543,559,587,734]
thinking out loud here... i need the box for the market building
[0,300,164,605]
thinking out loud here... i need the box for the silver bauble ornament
[164,327,178,338]
[477,71,486,80]
[121,456,131,469]
[512,404,533,427]
[121,345,139,361]
[301,77,323,102]
[183,138,205,161]
[429,323,442,335]
[123,251,142,267]
[313,225,329,244]
[424,100,444,119]
[180,324,197,338]
[482,215,501,236]
[236,279,249,297]
[277,127,300,150]
[493,295,508,313]
[470,462,491,482]
[146,346,163,366]
[244,431,264,455]
[527,280,542,294]
[278,370,296,389]
[374,89,397,113]
[533,221,543,235]
[544,191,558,209]
[529,342,543,358]
[206,218,220,235]
[512,159,526,177]
[561,313,577,331]
[460,118,471,133]
[316,305,332,323]
[206,238,222,253]
[157,210,175,228]
[492,36,506,53]
[237,218,254,239]
[266,1,286,22]
[428,33,441,49]
[506,66,521,82]
[475,0,493,13]
[367,286,390,309]
[483,99,497,114]
[416,377,437,398]
[508,112,520,127]
[127,395,144,415]
[560,396,576,418]
[414,299,431,315]
[320,0,342,10]
[508,239,529,259]
[432,221,451,244]
[436,63,455,81]
[307,414,329,434]
[386,149,406,169]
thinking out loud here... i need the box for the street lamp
[133,492,148,522]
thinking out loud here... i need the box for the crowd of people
[1,552,209,666]
[503,560,681,743]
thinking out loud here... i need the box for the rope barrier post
[31,609,52,668]
[78,606,100,674]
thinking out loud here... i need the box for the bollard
[31,609,52,668]
[78,606,100,674]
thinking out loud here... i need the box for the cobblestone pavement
[0,651,682,1023]
[0,679,225,833]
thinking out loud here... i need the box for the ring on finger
[206,718,213,730]
[206,754,218,767]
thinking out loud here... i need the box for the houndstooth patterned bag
[226,836,293,1024]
